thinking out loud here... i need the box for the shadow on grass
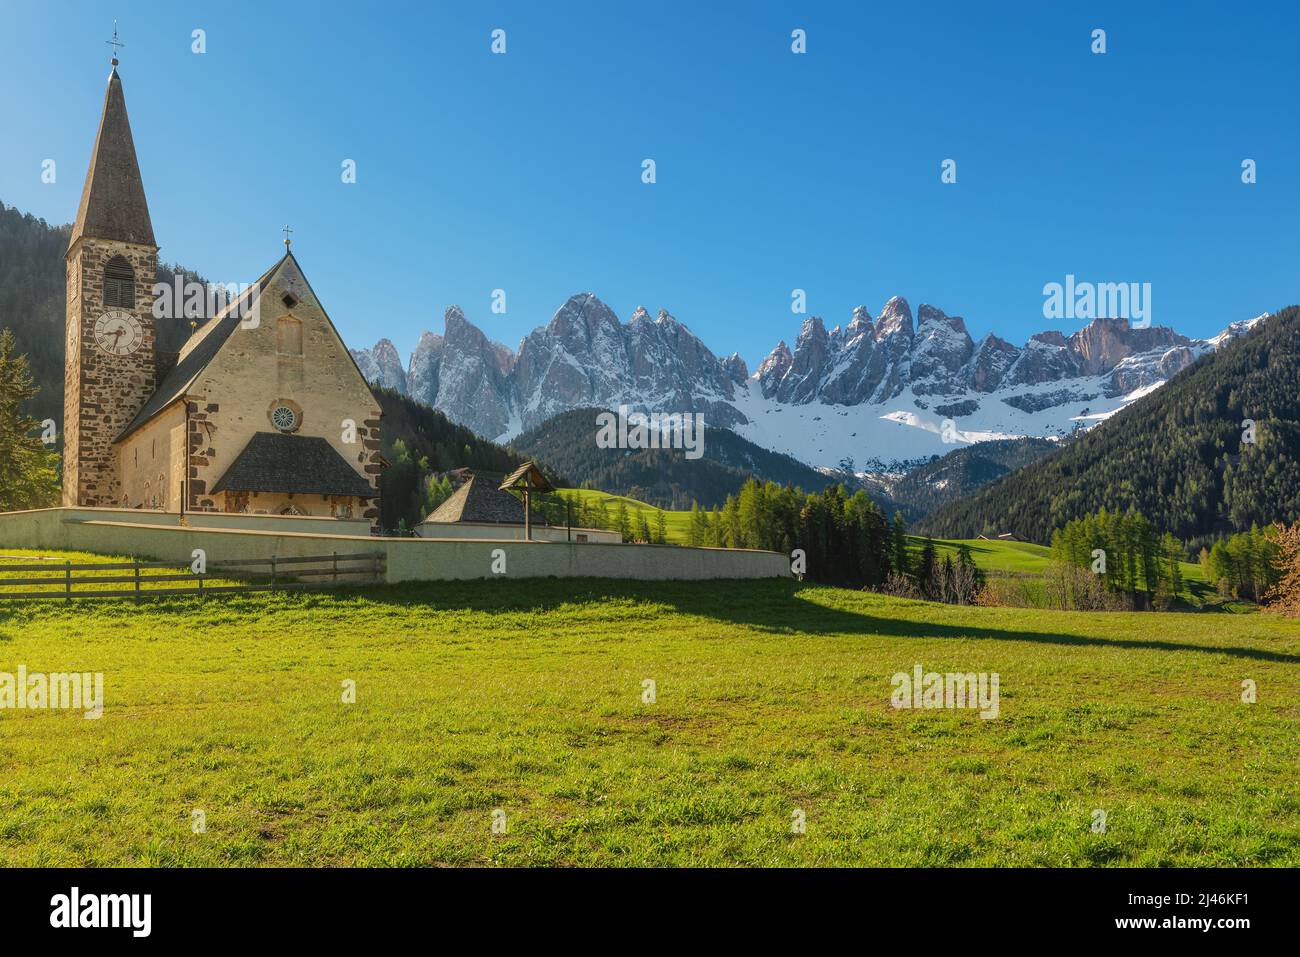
[354,577,1300,664]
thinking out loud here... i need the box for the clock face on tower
[93,311,144,356]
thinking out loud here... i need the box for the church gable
[181,251,382,515]
[189,252,375,414]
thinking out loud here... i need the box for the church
[62,58,383,524]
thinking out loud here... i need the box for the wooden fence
[0,552,386,602]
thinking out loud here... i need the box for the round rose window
[271,405,299,431]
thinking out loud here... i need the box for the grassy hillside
[914,537,1216,607]
[558,488,692,543]
[0,569,1296,866]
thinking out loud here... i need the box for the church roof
[211,432,375,498]
[114,253,286,443]
[69,68,155,250]
[421,474,541,525]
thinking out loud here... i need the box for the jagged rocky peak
[1030,330,1068,347]
[1068,316,1189,376]
[874,296,914,341]
[916,303,970,336]
[910,304,975,395]
[625,304,735,403]
[405,330,445,406]
[756,340,793,396]
[434,304,512,440]
[968,334,1021,393]
[721,352,749,385]
[350,337,407,394]
[1007,330,1080,385]
[550,291,623,341]
[775,316,831,403]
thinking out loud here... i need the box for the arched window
[277,316,303,356]
[103,256,135,309]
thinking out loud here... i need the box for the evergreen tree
[636,510,652,544]
[1161,532,1184,598]
[916,538,939,599]
[653,508,668,545]
[0,330,58,510]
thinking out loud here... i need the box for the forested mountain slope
[919,306,1300,546]
[509,407,833,509]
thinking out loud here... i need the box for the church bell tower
[64,45,158,506]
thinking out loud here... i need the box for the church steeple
[63,49,160,508]
[68,64,155,252]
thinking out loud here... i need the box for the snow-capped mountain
[350,295,1266,469]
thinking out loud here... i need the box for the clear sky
[4,0,1297,368]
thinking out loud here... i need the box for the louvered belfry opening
[103,255,136,309]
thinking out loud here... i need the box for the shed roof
[423,475,542,525]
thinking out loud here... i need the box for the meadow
[0,562,1296,867]
[560,488,694,542]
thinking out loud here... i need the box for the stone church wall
[182,258,382,521]
[115,401,184,509]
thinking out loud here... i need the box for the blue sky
[4,0,1297,368]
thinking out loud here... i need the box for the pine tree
[0,330,58,510]
[916,538,939,599]
[1161,532,1183,598]
[891,512,909,577]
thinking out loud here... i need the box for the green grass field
[1,565,1296,866]
[919,536,1225,608]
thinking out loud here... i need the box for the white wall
[0,508,790,584]
[414,522,622,544]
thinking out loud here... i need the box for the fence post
[271,556,277,593]
[198,564,204,601]
[333,551,338,584]
[65,560,71,603]
[134,558,140,603]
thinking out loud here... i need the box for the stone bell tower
[63,49,158,506]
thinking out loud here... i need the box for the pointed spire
[69,66,155,251]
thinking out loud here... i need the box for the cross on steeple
[282,224,293,248]
[106,21,124,67]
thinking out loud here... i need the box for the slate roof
[211,432,375,497]
[114,254,286,443]
[422,475,542,525]
[70,69,155,249]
